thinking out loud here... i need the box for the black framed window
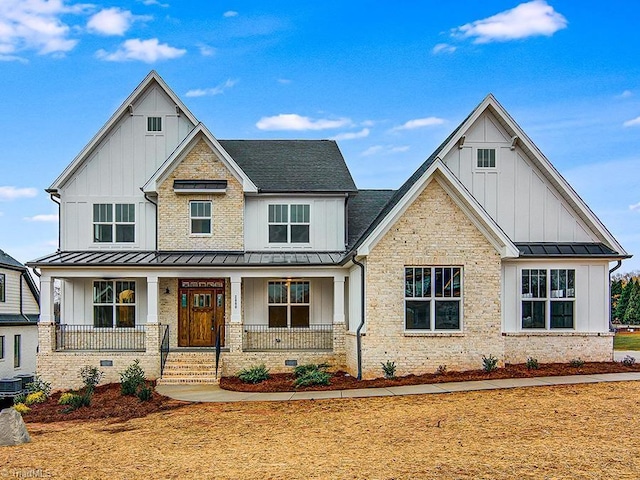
[405,267,462,331]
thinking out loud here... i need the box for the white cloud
[361,145,409,156]
[432,43,457,54]
[0,0,86,59]
[139,0,169,6]
[277,78,291,84]
[391,117,445,131]
[630,202,640,212]
[361,120,375,127]
[223,11,238,18]
[256,114,351,131]
[453,0,567,44]
[87,8,147,36]
[617,90,633,99]
[623,116,640,127]
[185,79,237,97]
[0,186,38,201]
[96,38,186,63]
[197,43,216,56]
[24,214,59,222]
[331,128,370,141]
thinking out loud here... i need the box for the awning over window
[173,180,228,194]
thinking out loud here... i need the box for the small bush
[381,361,397,379]
[569,358,585,368]
[58,392,79,405]
[25,391,47,406]
[26,375,52,398]
[62,393,90,412]
[482,354,498,373]
[120,359,146,396]
[293,363,329,378]
[436,365,447,375]
[13,403,30,415]
[294,369,331,387]
[526,357,539,370]
[13,393,26,405]
[80,365,104,393]
[237,364,270,384]
[621,355,636,366]
[136,384,153,402]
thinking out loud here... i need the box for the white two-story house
[29,71,629,389]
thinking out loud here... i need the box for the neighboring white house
[28,71,630,389]
[0,249,39,381]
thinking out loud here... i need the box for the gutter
[142,189,159,250]
[351,253,365,380]
[609,260,623,331]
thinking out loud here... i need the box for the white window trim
[0,273,4,302]
[472,145,499,171]
[267,279,311,328]
[189,200,213,237]
[267,204,311,245]
[404,266,464,333]
[147,116,163,133]
[13,334,20,369]
[519,268,576,331]
[92,203,136,244]
[92,280,137,329]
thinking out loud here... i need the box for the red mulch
[220,361,640,392]
[23,383,189,424]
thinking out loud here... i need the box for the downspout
[351,253,365,380]
[609,260,623,331]
[142,190,158,250]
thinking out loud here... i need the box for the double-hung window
[190,201,212,235]
[268,204,310,243]
[268,280,310,328]
[405,267,462,331]
[93,280,136,328]
[93,204,135,243]
[0,335,4,359]
[14,334,20,368]
[0,273,4,302]
[522,268,575,329]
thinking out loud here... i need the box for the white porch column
[147,276,159,324]
[231,274,242,323]
[39,275,54,323]
[333,274,346,324]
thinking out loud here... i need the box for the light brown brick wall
[359,179,503,379]
[503,333,614,364]
[157,138,244,250]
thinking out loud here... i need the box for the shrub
[293,363,329,378]
[621,355,636,366]
[381,361,397,379]
[13,393,26,406]
[26,375,52,398]
[294,369,331,387]
[80,366,104,394]
[136,384,153,402]
[62,393,90,412]
[120,359,146,396]
[13,403,30,415]
[482,354,498,373]
[58,392,79,405]
[436,365,447,375]
[237,364,270,384]
[25,391,47,406]
[569,358,585,368]
[526,357,539,370]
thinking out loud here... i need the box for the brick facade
[358,178,503,379]
[157,138,244,251]
[503,332,614,364]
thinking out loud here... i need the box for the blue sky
[0,0,639,272]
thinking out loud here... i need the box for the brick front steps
[157,351,223,385]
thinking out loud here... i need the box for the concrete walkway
[156,370,640,403]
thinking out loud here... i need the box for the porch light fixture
[165,287,170,294]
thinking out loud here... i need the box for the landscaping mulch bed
[22,383,188,424]
[220,360,640,392]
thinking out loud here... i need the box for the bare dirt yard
[2,381,640,479]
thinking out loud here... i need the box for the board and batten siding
[442,111,599,243]
[243,277,333,325]
[0,268,39,315]
[502,261,609,333]
[244,196,346,251]
[58,84,194,251]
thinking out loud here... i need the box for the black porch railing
[160,324,170,375]
[242,324,333,351]
[56,324,146,351]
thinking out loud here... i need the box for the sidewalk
[156,370,640,403]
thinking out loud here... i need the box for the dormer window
[477,148,496,168]
[147,116,162,132]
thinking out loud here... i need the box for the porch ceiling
[28,250,346,268]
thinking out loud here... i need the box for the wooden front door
[178,279,225,347]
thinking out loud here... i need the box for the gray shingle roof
[347,190,396,249]
[0,249,25,270]
[219,140,357,193]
